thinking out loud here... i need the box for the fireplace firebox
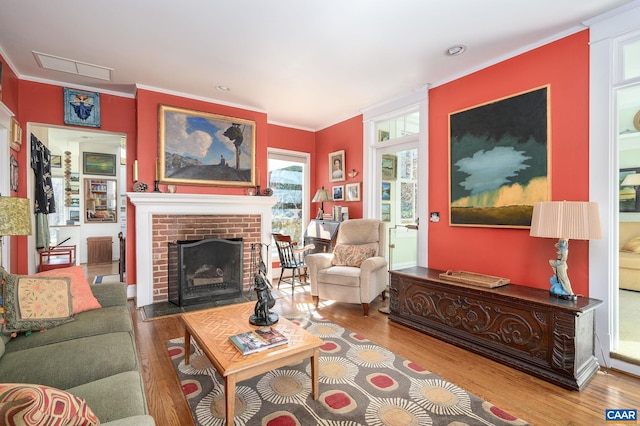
[168,238,243,306]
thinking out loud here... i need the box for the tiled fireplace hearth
[127,193,277,307]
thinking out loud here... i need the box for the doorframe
[0,102,14,269]
[362,88,429,267]
[588,1,640,377]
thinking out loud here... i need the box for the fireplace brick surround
[128,193,277,307]
[152,214,260,303]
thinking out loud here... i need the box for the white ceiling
[0,0,635,130]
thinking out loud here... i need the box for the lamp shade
[312,187,333,203]
[621,173,640,187]
[0,197,32,236]
[529,201,601,240]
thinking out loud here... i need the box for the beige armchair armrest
[305,253,334,295]
[359,256,389,303]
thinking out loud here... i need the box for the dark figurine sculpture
[249,251,278,326]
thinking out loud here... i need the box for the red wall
[315,115,364,219]
[428,30,591,294]
[13,81,136,275]
[268,122,317,192]
[0,55,19,115]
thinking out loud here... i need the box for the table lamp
[621,173,640,211]
[312,186,332,220]
[0,196,32,268]
[529,201,601,300]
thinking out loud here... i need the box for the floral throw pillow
[0,383,99,426]
[2,275,75,334]
[331,243,378,267]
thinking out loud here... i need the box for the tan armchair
[305,218,388,316]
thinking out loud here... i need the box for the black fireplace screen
[168,238,243,306]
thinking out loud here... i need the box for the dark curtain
[30,134,56,249]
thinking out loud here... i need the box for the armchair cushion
[331,243,378,267]
[621,236,640,253]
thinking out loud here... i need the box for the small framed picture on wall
[332,185,344,201]
[329,150,345,182]
[346,182,360,201]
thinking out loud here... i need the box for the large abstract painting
[159,105,256,187]
[449,86,550,228]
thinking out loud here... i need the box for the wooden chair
[39,245,77,271]
[272,233,314,294]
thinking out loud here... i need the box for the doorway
[27,124,126,273]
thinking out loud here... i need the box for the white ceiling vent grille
[33,51,113,81]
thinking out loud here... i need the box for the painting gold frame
[158,105,256,187]
[10,117,21,151]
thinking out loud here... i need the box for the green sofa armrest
[102,415,156,426]
[91,283,128,307]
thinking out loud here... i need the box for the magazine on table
[229,327,288,355]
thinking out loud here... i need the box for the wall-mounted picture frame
[10,117,22,151]
[10,155,18,192]
[381,182,391,200]
[83,152,116,176]
[449,85,550,228]
[64,87,101,127]
[378,129,390,142]
[51,155,62,168]
[346,182,360,201]
[329,149,345,182]
[381,203,391,222]
[620,167,640,212]
[159,105,256,187]
[381,154,397,180]
[332,185,344,201]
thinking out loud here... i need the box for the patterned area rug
[92,274,121,284]
[166,314,530,426]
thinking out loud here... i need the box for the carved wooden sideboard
[389,267,603,390]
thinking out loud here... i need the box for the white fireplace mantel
[127,192,278,307]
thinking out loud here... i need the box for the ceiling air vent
[33,51,113,81]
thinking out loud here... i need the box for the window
[268,150,309,247]
[376,111,419,142]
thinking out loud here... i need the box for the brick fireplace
[127,193,277,307]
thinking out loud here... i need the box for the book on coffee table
[229,327,288,355]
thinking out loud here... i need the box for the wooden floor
[90,263,640,425]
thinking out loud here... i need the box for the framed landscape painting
[449,85,550,228]
[159,105,256,187]
[83,152,116,176]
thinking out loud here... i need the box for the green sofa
[0,282,155,425]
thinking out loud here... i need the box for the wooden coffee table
[181,302,323,426]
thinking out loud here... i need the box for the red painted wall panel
[315,115,364,219]
[14,80,136,275]
[428,30,591,294]
[267,123,316,198]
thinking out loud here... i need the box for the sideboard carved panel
[389,267,602,390]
